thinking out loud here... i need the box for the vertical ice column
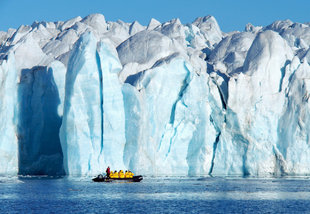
[183,74,224,176]
[97,40,126,170]
[151,60,195,175]
[50,61,66,117]
[0,53,18,175]
[277,59,310,174]
[122,84,142,171]
[132,57,192,174]
[60,32,103,175]
[152,66,224,176]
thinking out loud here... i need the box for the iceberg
[0,14,310,176]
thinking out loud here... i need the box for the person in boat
[125,170,132,178]
[119,170,125,178]
[106,166,111,178]
[114,170,119,178]
[129,170,134,178]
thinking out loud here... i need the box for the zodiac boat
[92,174,143,182]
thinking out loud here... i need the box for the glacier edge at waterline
[0,14,310,176]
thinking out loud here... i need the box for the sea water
[1,176,310,213]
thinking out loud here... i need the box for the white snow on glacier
[0,14,310,176]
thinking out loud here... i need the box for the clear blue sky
[0,0,309,32]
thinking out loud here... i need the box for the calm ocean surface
[1,176,310,213]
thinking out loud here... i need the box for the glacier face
[1,14,310,176]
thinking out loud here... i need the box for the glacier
[0,13,310,176]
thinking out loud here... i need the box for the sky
[0,0,309,33]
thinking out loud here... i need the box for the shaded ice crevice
[169,62,191,124]
[95,51,104,161]
[208,119,221,175]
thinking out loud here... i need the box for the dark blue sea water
[1,176,310,213]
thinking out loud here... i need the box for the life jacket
[119,170,125,178]
[125,171,129,178]
[110,171,114,178]
[126,171,131,178]
[114,171,119,178]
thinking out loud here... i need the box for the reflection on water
[0,176,310,213]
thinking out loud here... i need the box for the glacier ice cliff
[0,14,310,176]
[0,53,18,175]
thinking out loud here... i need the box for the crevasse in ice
[0,14,310,176]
